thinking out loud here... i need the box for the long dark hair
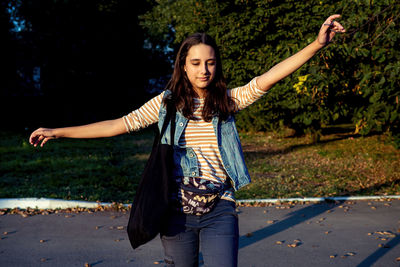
[163,33,236,121]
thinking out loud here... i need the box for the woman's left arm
[256,14,346,92]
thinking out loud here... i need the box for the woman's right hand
[29,128,59,147]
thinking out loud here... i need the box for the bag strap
[158,103,176,146]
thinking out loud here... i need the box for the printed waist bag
[172,178,231,216]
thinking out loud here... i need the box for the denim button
[191,171,196,176]
[179,122,184,127]
[189,153,194,158]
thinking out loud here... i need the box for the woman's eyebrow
[190,58,216,62]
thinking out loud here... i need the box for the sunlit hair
[163,33,236,121]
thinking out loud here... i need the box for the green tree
[141,0,400,144]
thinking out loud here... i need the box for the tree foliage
[141,0,400,142]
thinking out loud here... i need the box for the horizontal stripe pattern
[123,78,266,199]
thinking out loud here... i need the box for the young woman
[30,15,345,267]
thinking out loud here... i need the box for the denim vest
[158,91,251,191]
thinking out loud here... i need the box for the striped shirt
[123,77,266,200]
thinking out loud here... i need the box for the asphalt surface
[1,199,399,267]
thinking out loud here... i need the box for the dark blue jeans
[161,199,239,267]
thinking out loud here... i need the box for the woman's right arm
[30,91,165,147]
[29,118,126,147]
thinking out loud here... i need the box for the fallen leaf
[378,244,390,248]
[117,226,124,230]
[329,255,336,258]
[345,252,356,256]
[40,258,47,262]
[287,243,298,248]
[275,241,283,245]
[39,239,45,243]
[84,263,92,267]
[3,232,8,235]
[396,257,400,262]
[245,232,253,237]
[325,231,331,234]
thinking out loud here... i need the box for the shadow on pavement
[357,234,400,267]
[238,201,341,249]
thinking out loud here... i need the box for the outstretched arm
[29,92,166,147]
[256,14,346,92]
[29,118,126,147]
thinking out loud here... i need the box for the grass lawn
[1,127,399,203]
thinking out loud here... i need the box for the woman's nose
[201,63,209,74]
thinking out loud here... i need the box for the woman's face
[184,43,216,97]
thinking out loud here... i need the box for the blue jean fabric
[158,90,252,191]
[160,200,239,267]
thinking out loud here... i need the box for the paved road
[1,199,399,267]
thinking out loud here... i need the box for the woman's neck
[193,87,207,98]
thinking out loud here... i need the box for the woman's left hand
[317,14,346,46]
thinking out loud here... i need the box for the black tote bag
[127,105,176,249]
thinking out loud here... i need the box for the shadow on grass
[244,133,363,159]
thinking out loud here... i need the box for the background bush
[141,0,400,143]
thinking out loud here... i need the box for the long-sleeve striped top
[123,77,266,200]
